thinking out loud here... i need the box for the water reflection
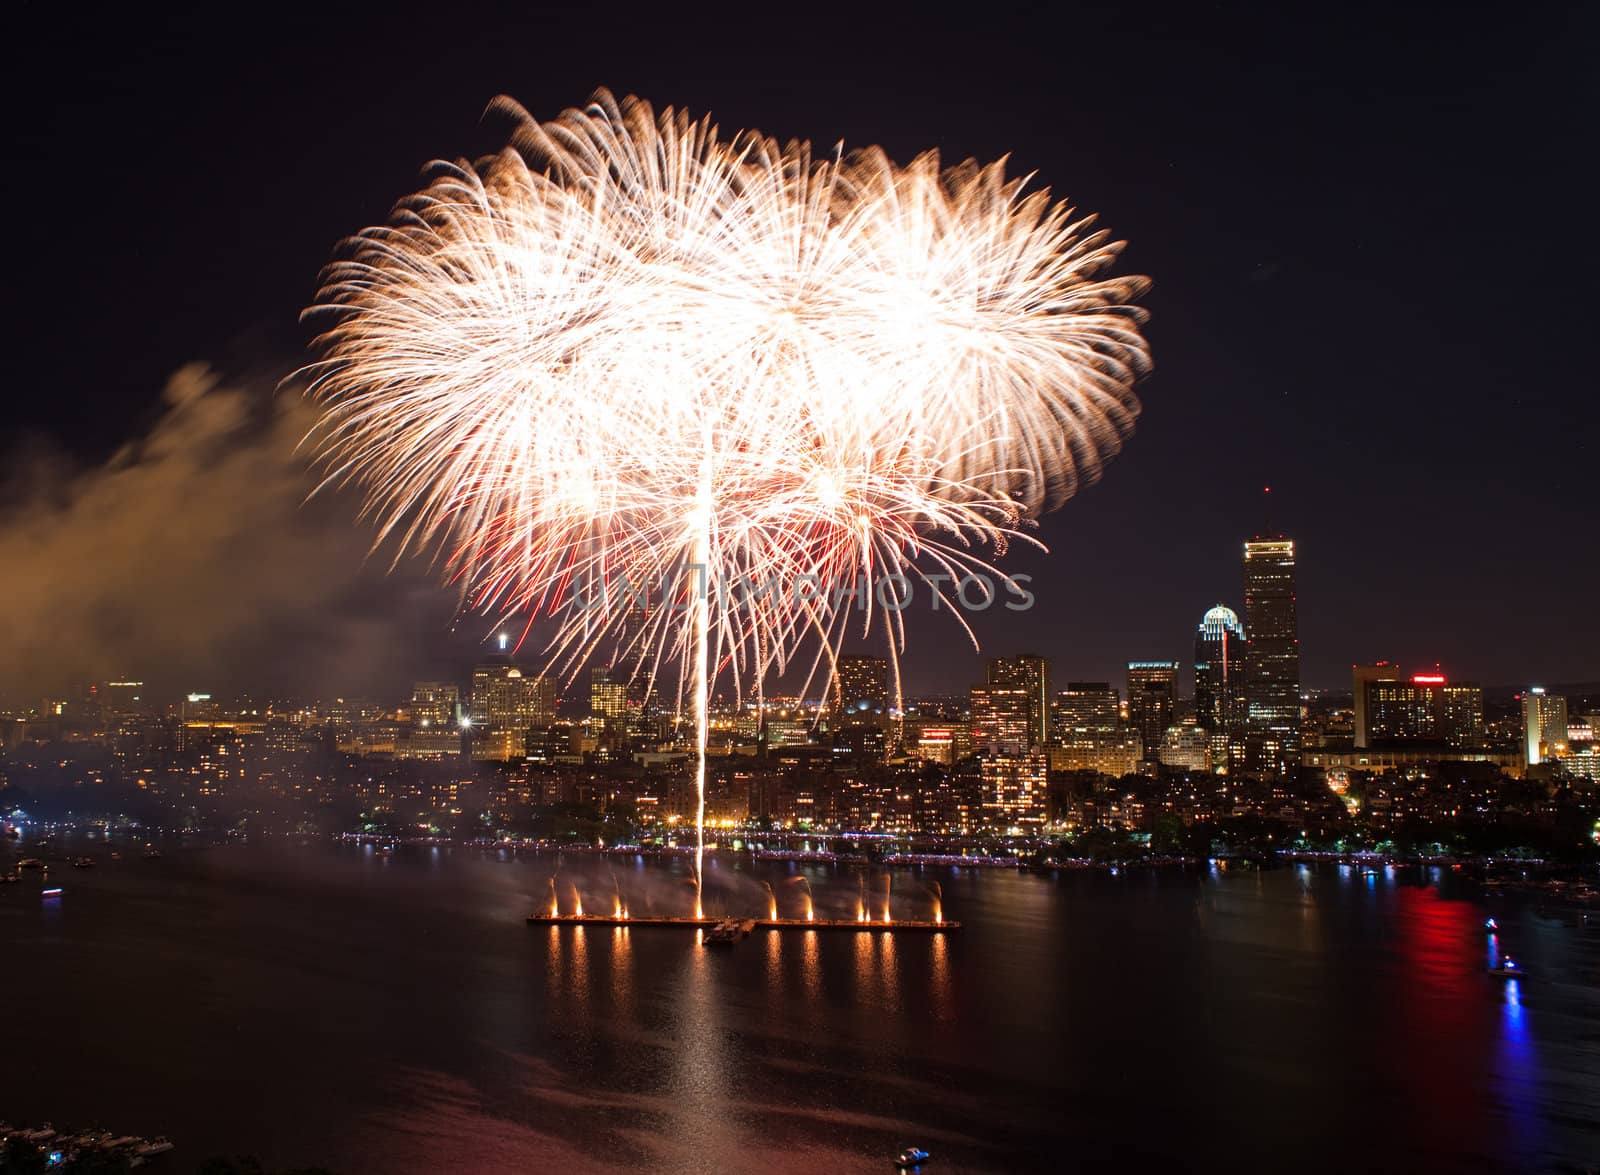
[930,933,955,1023]
[1496,977,1543,1158]
[544,925,591,1018]
[11,845,1598,1172]
[666,941,736,1158]
[610,926,634,1016]
[800,929,822,1005]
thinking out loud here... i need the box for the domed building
[1194,604,1247,766]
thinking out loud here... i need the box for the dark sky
[1,1,1594,698]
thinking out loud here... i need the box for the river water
[2,842,1597,1172]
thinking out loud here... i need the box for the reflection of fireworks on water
[305,90,1150,902]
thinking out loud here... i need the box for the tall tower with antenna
[1241,503,1301,780]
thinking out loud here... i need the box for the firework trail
[304,90,1150,893]
[786,875,815,921]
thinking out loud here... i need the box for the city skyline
[4,522,1590,708]
[3,7,1596,1173]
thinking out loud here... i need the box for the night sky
[1,2,1594,699]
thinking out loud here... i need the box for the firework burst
[303,90,1150,880]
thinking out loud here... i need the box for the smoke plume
[0,364,451,702]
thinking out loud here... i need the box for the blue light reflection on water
[1497,975,1542,1161]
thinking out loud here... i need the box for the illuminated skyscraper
[831,655,890,730]
[472,661,557,731]
[1351,662,1401,748]
[1523,687,1569,765]
[1360,672,1484,748]
[1050,683,1140,775]
[589,666,628,727]
[1193,605,1247,737]
[1127,661,1178,761]
[1052,682,1121,743]
[1242,536,1300,777]
[986,655,1050,747]
[971,685,1033,751]
[410,681,460,727]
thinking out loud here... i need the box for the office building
[1127,662,1178,761]
[1352,662,1401,748]
[472,661,557,731]
[971,685,1033,751]
[1524,688,1569,765]
[986,655,1050,747]
[1359,672,1485,749]
[409,681,460,727]
[1159,721,1212,773]
[1193,605,1247,739]
[831,655,891,731]
[102,680,146,717]
[589,666,628,727]
[1052,682,1122,742]
[1242,536,1301,776]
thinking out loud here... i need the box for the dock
[526,913,960,932]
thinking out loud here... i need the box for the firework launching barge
[526,913,959,932]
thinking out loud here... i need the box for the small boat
[895,1146,932,1168]
[17,858,45,870]
[142,847,162,859]
[41,887,64,899]
[134,1138,174,1157]
[1484,918,1498,931]
[72,857,96,869]
[1489,957,1524,979]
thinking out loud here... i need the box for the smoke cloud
[0,364,454,702]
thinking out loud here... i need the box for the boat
[134,1138,174,1157]
[895,1146,932,1168]
[1484,918,1498,931]
[17,858,45,870]
[41,887,64,899]
[1489,957,1524,979]
[142,847,162,859]
[72,857,96,869]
